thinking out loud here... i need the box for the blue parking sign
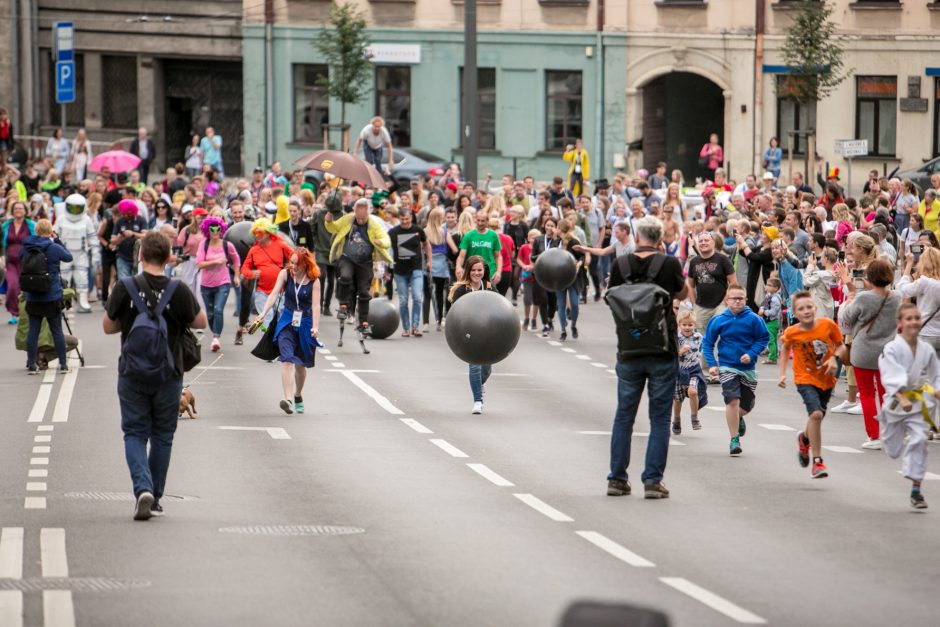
[56,61,75,104]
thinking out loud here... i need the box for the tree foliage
[314,1,372,126]
[779,0,852,103]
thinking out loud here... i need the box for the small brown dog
[179,388,197,419]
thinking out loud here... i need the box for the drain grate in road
[64,492,198,502]
[219,525,365,537]
[0,577,151,592]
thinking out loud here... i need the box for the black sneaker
[150,502,164,517]
[738,417,747,438]
[134,491,154,521]
[691,417,702,430]
[234,329,244,345]
[911,491,928,509]
[644,482,670,499]
[571,326,579,339]
[672,420,681,435]
[27,366,40,375]
[541,326,550,338]
[560,332,567,342]
[607,479,631,496]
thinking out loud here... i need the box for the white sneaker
[830,400,856,413]
[472,401,483,415]
[846,403,863,415]
[861,438,883,450]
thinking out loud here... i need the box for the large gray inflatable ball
[224,222,255,261]
[445,290,521,365]
[533,248,577,292]
[367,298,401,339]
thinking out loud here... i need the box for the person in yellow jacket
[919,189,940,237]
[563,138,590,197]
[324,197,392,331]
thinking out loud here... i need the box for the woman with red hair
[255,247,321,414]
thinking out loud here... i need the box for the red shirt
[497,232,515,273]
[241,237,294,294]
[0,120,9,140]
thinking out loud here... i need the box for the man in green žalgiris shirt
[455,210,502,285]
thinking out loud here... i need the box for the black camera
[911,244,924,254]
[852,269,865,279]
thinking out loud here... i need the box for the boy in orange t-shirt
[778,290,843,479]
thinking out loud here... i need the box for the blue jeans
[363,145,384,172]
[608,356,678,485]
[394,270,424,331]
[116,257,134,280]
[118,374,182,501]
[201,284,231,337]
[894,212,910,235]
[27,309,67,368]
[469,364,492,403]
[555,284,580,332]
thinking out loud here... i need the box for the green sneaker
[730,436,742,456]
[738,417,747,437]
[294,396,304,414]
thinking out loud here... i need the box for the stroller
[15,288,84,369]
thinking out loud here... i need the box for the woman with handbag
[254,247,321,415]
[838,259,900,450]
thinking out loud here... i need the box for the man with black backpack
[604,216,687,500]
[104,231,206,521]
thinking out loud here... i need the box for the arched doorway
[641,72,724,182]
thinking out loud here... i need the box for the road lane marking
[513,494,573,522]
[400,418,433,434]
[548,341,561,346]
[332,362,346,368]
[32,446,51,454]
[323,369,380,374]
[337,370,404,415]
[24,497,46,509]
[29,469,48,478]
[576,531,655,567]
[30,458,49,465]
[822,446,863,454]
[52,367,78,423]
[0,528,23,627]
[217,426,291,440]
[703,407,725,412]
[659,577,766,624]
[759,424,796,431]
[561,348,576,353]
[578,431,612,435]
[27,384,53,423]
[606,369,616,375]
[41,369,56,384]
[319,348,331,354]
[37,426,54,432]
[429,439,468,458]
[576,355,592,361]
[26,483,47,492]
[324,355,338,361]
[467,463,514,487]
[40,531,75,627]
[35,435,52,443]
[590,362,607,368]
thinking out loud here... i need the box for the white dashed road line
[399,418,433,434]
[217,426,291,440]
[590,362,607,368]
[659,577,766,624]
[822,445,863,454]
[429,439,469,458]
[548,341,561,347]
[466,463,514,487]
[0,527,23,627]
[41,528,76,627]
[27,384,53,423]
[513,494,573,522]
[561,348,577,354]
[337,370,403,414]
[576,531,655,567]
[575,354,592,361]
[51,368,78,423]
[759,424,796,431]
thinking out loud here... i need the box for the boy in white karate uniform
[878,303,940,509]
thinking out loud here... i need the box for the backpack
[20,247,52,294]
[605,254,672,359]
[118,276,179,382]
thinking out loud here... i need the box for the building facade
[243,0,627,183]
[2,0,245,175]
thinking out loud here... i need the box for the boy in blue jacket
[703,284,770,456]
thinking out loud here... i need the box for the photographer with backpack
[20,218,72,374]
[104,231,206,521]
[605,216,687,500]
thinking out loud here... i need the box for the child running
[777,290,843,479]
[703,284,770,456]
[673,310,707,435]
[759,277,783,365]
[878,303,940,509]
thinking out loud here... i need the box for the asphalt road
[1,293,938,627]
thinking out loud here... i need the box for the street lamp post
[462,0,478,187]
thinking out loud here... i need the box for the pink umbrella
[90,150,141,173]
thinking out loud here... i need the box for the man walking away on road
[703,285,770,457]
[354,116,394,174]
[104,231,206,520]
[778,291,842,480]
[606,216,687,500]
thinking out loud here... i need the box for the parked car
[305,147,457,192]
[894,155,940,195]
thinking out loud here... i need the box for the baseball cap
[192,208,208,217]
[446,182,458,192]
[253,167,264,173]
[762,172,775,180]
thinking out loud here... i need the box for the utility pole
[462,0,478,187]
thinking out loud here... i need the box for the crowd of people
[4,124,940,515]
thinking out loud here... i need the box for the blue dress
[274,274,317,368]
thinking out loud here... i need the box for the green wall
[243,26,625,183]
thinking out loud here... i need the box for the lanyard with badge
[292,277,307,327]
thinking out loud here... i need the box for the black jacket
[129,138,155,165]
[279,219,315,250]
